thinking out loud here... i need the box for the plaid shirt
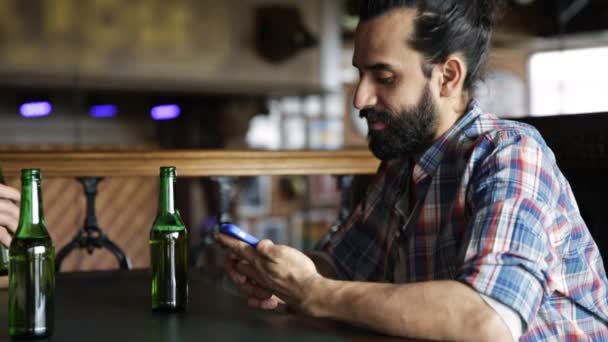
[324,101,608,341]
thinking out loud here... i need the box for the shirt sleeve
[458,131,565,330]
[480,293,523,342]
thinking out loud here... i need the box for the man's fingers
[218,234,286,310]
[224,257,247,285]
[275,296,286,305]
[228,269,247,285]
[0,198,19,221]
[259,296,281,310]
[0,228,11,248]
[216,233,259,262]
[247,296,280,310]
[256,239,277,261]
[228,266,275,301]
[0,184,20,246]
[235,260,266,283]
[0,213,18,236]
[0,184,20,203]
[0,200,19,233]
[239,279,274,300]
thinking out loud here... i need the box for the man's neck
[434,93,471,140]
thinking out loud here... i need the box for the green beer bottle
[0,167,9,276]
[150,166,188,311]
[9,169,55,338]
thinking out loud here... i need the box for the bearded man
[218,1,608,340]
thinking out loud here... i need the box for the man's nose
[353,79,378,110]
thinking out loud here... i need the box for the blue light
[20,101,52,118]
[90,104,118,118]
[151,104,181,121]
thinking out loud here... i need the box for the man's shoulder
[463,112,547,151]
[455,111,560,176]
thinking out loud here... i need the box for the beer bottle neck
[17,175,48,238]
[158,175,176,215]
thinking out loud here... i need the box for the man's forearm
[303,278,512,341]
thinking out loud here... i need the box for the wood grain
[0,149,378,271]
[2,176,157,272]
[0,150,380,177]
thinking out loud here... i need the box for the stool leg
[215,176,237,225]
[190,176,236,268]
[55,177,132,271]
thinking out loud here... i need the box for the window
[529,47,608,116]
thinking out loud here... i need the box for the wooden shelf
[0,150,379,177]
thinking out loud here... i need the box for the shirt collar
[412,99,483,182]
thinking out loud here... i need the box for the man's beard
[360,84,439,161]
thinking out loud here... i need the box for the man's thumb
[256,239,275,259]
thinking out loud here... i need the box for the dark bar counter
[0,270,419,342]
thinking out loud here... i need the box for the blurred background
[1,0,607,271]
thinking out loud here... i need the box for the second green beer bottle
[150,166,188,311]
[9,169,55,338]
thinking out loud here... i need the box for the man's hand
[0,184,20,248]
[224,250,285,310]
[216,233,322,313]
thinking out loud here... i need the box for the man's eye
[377,76,395,85]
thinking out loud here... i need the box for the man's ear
[438,55,466,97]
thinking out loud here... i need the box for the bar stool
[55,177,132,271]
[190,176,236,268]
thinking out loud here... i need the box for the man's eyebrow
[352,62,396,72]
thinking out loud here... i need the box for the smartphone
[219,223,260,247]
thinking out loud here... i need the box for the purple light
[20,101,52,118]
[90,104,118,118]
[151,104,181,121]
